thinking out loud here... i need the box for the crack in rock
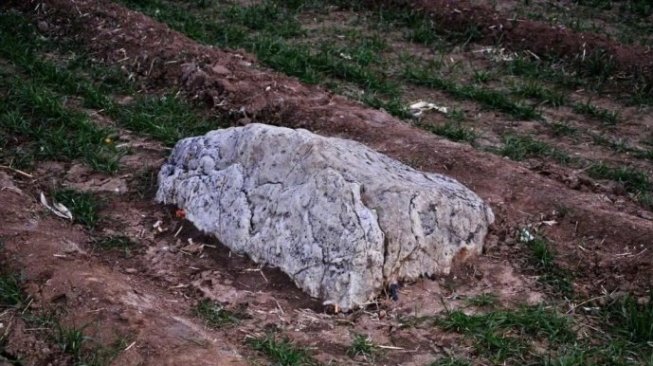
[156,124,494,310]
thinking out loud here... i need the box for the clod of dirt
[156,124,494,310]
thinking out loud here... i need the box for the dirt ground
[1,0,652,365]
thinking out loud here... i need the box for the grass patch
[112,95,219,146]
[430,357,471,366]
[359,92,410,118]
[193,299,244,329]
[512,82,567,107]
[465,293,498,308]
[587,163,652,206]
[347,334,376,359]
[419,121,476,143]
[550,122,578,137]
[602,294,653,347]
[224,1,303,38]
[117,0,407,117]
[0,274,24,308]
[130,168,159,200]
[367,7,483,46]
[0,13,122,173]
[573,101,620,125]
[54,323,88,361]
[591,134,653,161]
[524,236,573,296]
[548,293,653,365]
[473,70,492,84]
[437,305,573,362]
[248,334,316,366]
[50,321,128,366]
[498,135,574,165]
[93,235,137,258]
[0,78,121,173]
[0,10,222,166]
[53,189,101,230]
[404,65,540,120]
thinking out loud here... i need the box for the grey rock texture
[156,124,494,309]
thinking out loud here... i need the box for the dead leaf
[40,192,73,221]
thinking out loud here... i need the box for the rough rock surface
[156,124,494,309]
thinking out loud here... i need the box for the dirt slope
[1,1,652,365]
[0,172,246,365]
[14,0,652,294]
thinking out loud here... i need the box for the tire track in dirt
[12,0,652,294]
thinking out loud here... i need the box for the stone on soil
[156,124,494,310]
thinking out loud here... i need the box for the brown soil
[1,0,653,364]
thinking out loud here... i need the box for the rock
[156,124,494,310]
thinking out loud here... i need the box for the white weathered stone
[156,124,494,309]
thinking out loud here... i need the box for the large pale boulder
[156,124,494,309]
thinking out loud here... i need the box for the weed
[0,274,24,308]
[419,121,476,143]
[0,80,121,173]
[80,337,131,366]
[550,122,577,137]
[466,293,498,308]
[573,101,620,125]
[538,345,591,366]
[525,236,573,296]
[193,299,243,328]
[439,306,573,340]
[54,323,89,361]
[372,8,482,45]
[512,82,567,107]
[94,235,137,257]
[575,48,617,85]
[429,357,471,366]
[23,311,127,366]
[587,163,651,201]
[622,0,653,17]
[117,0,404,119]
[225,1,303,37]
[437,305,573,361]
[1,9,223,154]
[503,57,583,91]
[499,135,574,165]
[248,334,316,366]
[130,168,159,199]
[53,189,101,230]
[473,71,492,84]
[528,237,555,268]
[602,293,653,345]
[0,14,123,173]
[554,204,572,218]
[113,94,220,146]
[347,334,375,359]
[591,134,653,161]
[404,65,540,120]
[359,93,411,119]
[447,108,466,123]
